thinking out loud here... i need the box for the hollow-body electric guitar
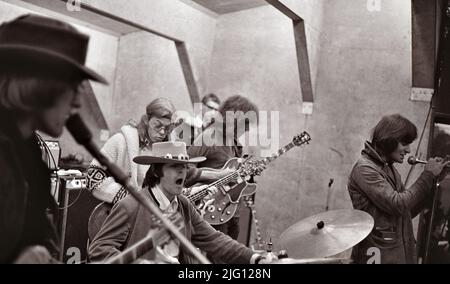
[187,131,311,225]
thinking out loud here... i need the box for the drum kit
[268,209,374,264]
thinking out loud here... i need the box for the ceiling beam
[266,0,314,103]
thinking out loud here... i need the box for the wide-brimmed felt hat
[133,141,206,165]
[0,14,107,84]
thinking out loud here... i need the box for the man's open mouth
[175,178,184,186]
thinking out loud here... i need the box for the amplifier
[56,175,101,264]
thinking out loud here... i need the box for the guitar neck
[188,139,304,202]
[188,171,240,203]
[261,142,296,165]
[188,143,298,202]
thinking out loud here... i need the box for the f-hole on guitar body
[201,158,256,226]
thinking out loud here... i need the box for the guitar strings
[189,171,242,201]
[188,171,240,202]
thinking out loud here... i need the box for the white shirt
[150,185,180,264]
[151,184,179,214]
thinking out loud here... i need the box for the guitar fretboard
[187,132,310,203]
[261,142,296,165]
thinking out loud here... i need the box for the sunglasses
[149,119,175,133]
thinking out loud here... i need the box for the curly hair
[217,95,259,134]
[218,95,258,117]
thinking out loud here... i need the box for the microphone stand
[325,178,334,211]
[67,115,210,264]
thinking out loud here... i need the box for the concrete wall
[57,23,118,160]
[207,0,430,249]
[111,31,193,131]
[84,0,217,106]
[207,4,322,247]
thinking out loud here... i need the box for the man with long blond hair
[87,98,176,205]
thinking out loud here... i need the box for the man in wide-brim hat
[0,14,107,263]
[88,141,271,264]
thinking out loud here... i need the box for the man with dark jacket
[348,114,449,264]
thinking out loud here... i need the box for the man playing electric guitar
[186,95,260,241]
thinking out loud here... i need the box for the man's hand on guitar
[187,184,218,217]
[253,162,266,176]
[240,157,266,177]
[189,184,218,197]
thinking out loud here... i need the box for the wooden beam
[267,0,314,102]
[175,42,201,104]
[293,19,313,102]
[265,0,301,20]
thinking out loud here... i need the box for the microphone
[407,156,427,165]
[66,114,130,186]
[65,114,210,264]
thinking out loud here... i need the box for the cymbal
[278,209,374,259]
